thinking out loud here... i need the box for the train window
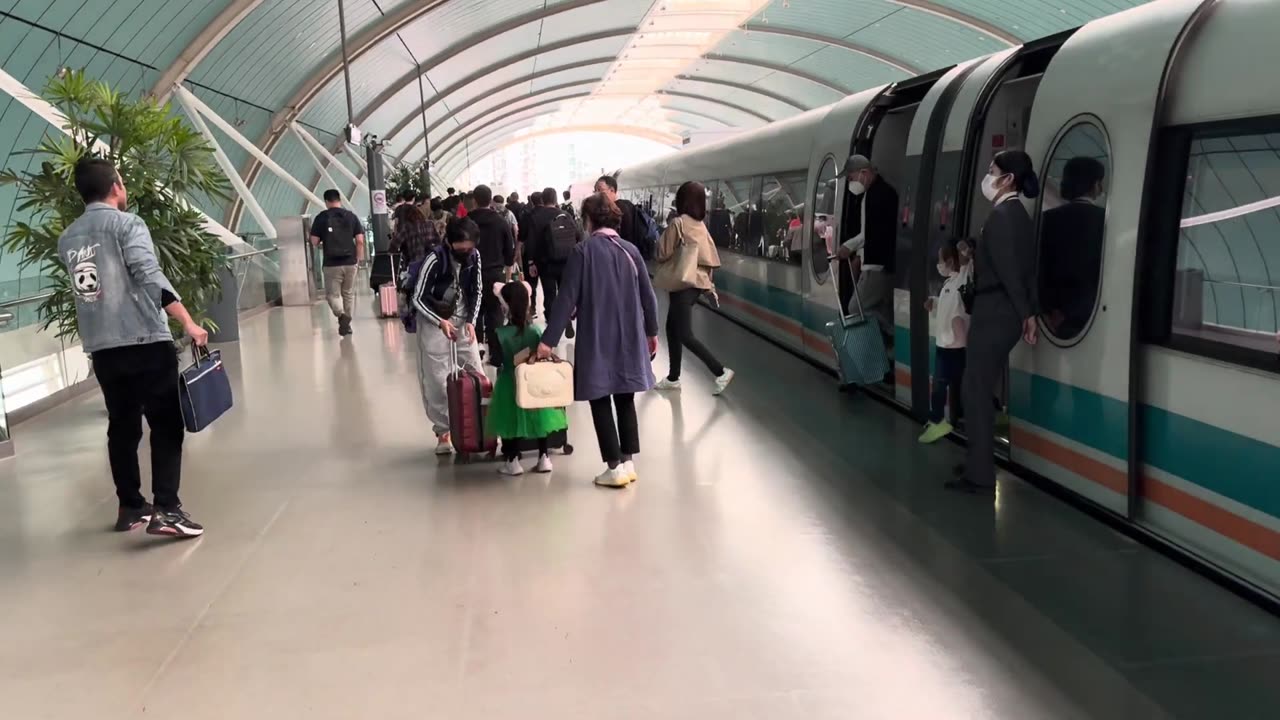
[1170,127,1280,357]
[811,157,838,283]
[761,171,808,265]
[1037,121,1111,345]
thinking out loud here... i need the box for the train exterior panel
[616,0,1280,600]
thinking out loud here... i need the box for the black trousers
[522,255,539,313]
[665,288,724,381]
[93,342,185,509]
[930,347,966,424]
[479,267,506,360]
[589,393,639,465]
[837,260,855,317]
[503,437,548,461]
[962,298,1021,486]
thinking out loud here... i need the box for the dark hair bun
[993,150,1040,199]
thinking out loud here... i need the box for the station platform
[1,296,1278,719]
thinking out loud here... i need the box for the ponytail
[993,150,1040,199]
[500,281,531,332]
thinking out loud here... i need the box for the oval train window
[1037,121,1110,345]
[811,157,838,283]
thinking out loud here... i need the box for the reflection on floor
[0,297,1277,719]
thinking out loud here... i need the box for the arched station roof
[0,0,1150,235]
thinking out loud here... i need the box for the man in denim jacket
[58,158,208,538]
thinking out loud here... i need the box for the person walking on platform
[467,185,516,362]
[532,187,580,338]
[60,158,207,537]
[486,279,569,476]
[653,181,735,395]
[309,189,366,337]
[835,155,898,344]
[494,194,519,239]
[411,217,484,455]
[517,190,542,315]
[561,189,576,218]
[390,202,438,265]
[948,151,1040,494]
[537,193,659,489]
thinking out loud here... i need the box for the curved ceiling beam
[437,123,687,181]
[386,51,844,159]
[736,25,922,75]
[395,80,601,163]
[886,0,1020,45]
[435,116,697,181]
[232,0,609,227]
[702,54,852,93]
[432,89,772,172]
[433,111,697,176]
[359,24,634,133]
[383,57,615,148]
[670,76,808,111]
[433,92,597,165]
[151,0,266,100]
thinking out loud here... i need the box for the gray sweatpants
[415,320,483,437]
[323,264,357,318]
[857,268,894,339]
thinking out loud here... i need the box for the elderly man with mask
[835,154,899,344]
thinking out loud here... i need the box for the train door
[1010,0,1209,517]
[938,34,1071,454]
[844,70,953,408]
[893,59,987,414]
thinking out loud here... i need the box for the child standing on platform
[486,279,569,475]
[920,239,973,444]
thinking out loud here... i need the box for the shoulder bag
[653,219,700,292]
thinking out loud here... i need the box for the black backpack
[547,211,580,262]
[319,210,356,260]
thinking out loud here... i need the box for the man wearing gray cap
[835,154,898,346]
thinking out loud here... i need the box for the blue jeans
[930,347,966,424]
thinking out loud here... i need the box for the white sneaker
[498,458,524,476]
[435,435,454,455]
[624,460,638,483]
[713,369,736,396]
[534,454,553,474]
[654,378,682,391]
[592,466,631,488]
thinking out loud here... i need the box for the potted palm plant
[0,69,231,341]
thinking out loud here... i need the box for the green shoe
[919,420,953,444]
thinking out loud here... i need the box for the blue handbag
[179,347,233,433]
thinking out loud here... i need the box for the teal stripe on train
[1010,369,1280,520]
[712,265,927,369]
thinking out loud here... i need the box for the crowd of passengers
[57,143,1103,539]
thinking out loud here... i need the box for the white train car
[618,0,1280,601]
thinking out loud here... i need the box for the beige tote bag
[515,357,574,409]
[653,219,701,292]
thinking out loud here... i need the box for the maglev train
[615,0,1280,601]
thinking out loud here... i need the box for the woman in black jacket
[947,150,1040,494]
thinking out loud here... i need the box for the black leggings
[666,288,724,381]
[589,393,638,465]
[503,437,548,461]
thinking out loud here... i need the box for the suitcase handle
[828,255,871,327]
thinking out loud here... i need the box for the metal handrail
[0,291,54,309]
[227,245,279,261]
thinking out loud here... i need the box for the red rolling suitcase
[446,343,497,462]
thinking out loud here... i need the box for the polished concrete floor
[1,296,1278,719]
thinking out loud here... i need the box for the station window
[1036,121,1111,345]
[1170,126,1280,358]
[811,157,838,283]
[761,171,808,265]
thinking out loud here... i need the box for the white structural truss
[0,67,243,248]
[173,85,326,217]
[291,122,368,194]
[290,124,348,206]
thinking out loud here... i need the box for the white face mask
[937,262,954,278]
[848,180,866,196]
[982,173,1010,202]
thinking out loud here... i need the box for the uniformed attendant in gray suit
[947,150,1040,494]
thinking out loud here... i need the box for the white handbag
[515,357,574,409]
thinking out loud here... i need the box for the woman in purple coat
[537,193,659,488]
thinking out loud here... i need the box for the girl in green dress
[487,280,569,476]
